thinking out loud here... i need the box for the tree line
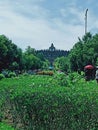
[54,32,98,72]
[0,32,98,73]
[0,35,49,73]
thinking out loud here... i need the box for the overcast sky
[0,0,98,51]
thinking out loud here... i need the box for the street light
[85,9,88,35]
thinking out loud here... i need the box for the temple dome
[49,43,56,51]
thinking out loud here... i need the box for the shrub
[7,86,98,130]
[0,74,5,80]
[8,72,16,78]
[0,75,98,130]
[1,70,9,78]
[54,72,71,87]
[22,72,29,76]
[0,123,15,130]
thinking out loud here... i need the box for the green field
[0,73,98,130]
[0,123,15,130]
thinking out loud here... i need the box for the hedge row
[0,74,98,130]
[12,88,98,130]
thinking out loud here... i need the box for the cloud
[0,0,98,51]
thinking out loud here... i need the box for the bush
[54,72,69,86]
[0,74,5,80]
[54,72,84,87]
[0,75,98,130]
[1,70,9,78]
[22,72,29,76]
[8,72,16,78]
[7,86,98,130]
[0,123,15,130]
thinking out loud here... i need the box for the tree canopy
[0,35,48,72]
[1,32,98,73]
[54,32,98,72]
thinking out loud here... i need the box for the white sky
[0,0,98,51]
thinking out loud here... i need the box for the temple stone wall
[36,43,69,66]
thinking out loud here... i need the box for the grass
[0,123,15,130]
[0,73,98,130]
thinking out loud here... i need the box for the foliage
[0,35,23,71]
[1,32,98,72]
[54,72,83,87]
[1,70,17,78]
[0,35,49,72]
[54,32,98,72]
[42,60,50,70]
[0,74,98,130]
[0,32,98,130]
[23,53,42,70]
[68,32,98,71]
[10,62,19,70]
[0,74,5,80]
[8,72,16,78]
[0,123,15,130]
[54,56,69,72]
[25,46,36,55]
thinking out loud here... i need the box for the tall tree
[0,35,23,71]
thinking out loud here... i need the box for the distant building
[49,43,56,51]
[36,43,69,66]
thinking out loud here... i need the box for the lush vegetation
[0,73,98,130]
[0,35,49,72]
[0,123,15,130]
[1,32,98,73]
[54,32,98,72]
[0,32,98,129]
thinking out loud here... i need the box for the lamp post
[85,9,88,35]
